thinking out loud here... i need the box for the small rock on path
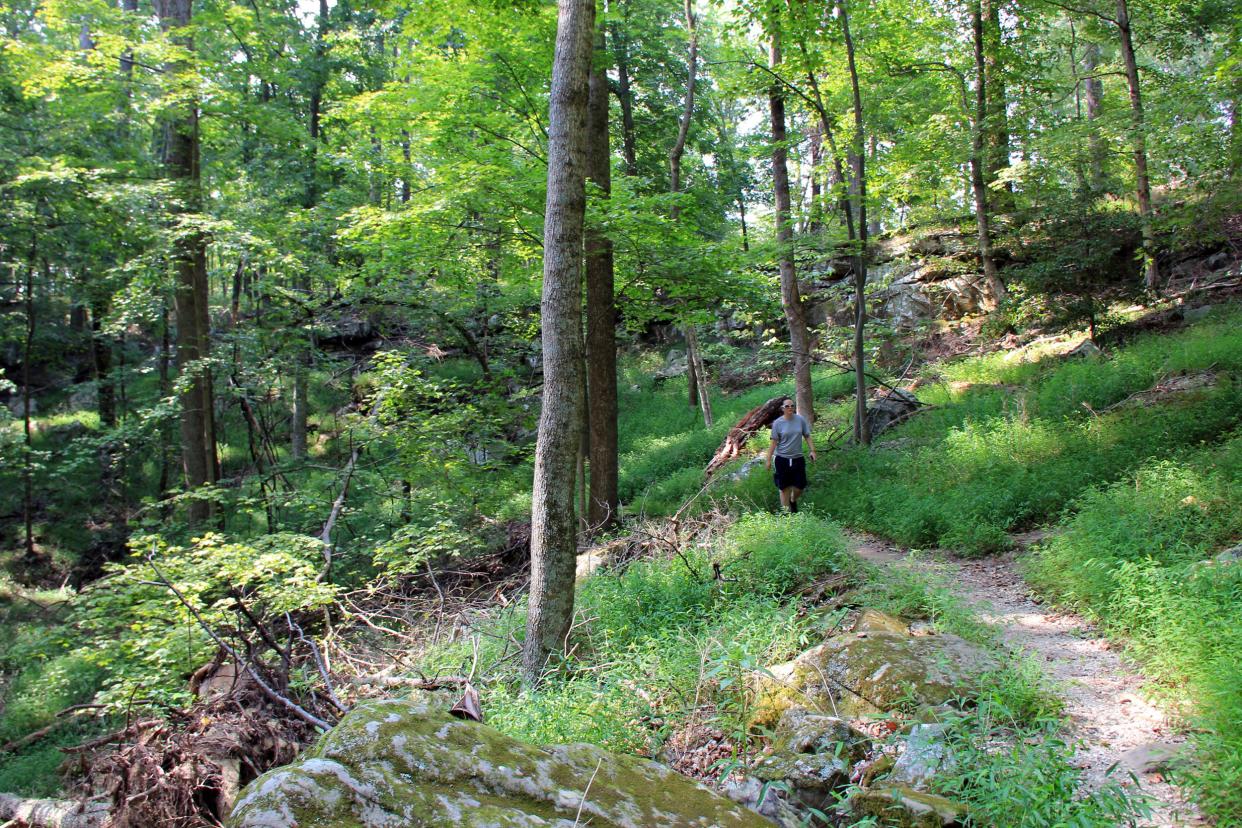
[850,533,1205,827]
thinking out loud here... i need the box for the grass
[421,512,856,755]
[1024,433,1242,821]
[779,305,1242,554]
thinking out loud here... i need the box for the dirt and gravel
[851,533,1206,827]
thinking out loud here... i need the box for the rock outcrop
[751,611,999,728]
[228,694,770,828]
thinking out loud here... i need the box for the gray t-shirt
[770,414,810,458]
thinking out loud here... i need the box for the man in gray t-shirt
[764,398,817,513]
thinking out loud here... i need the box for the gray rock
[1216,544,1242,564]
[1065,339,1102,358]
[851,784,967,827]
[727,455,767,483]
[1119,741,1188,775]
[229,695,771,828]
[856,389,922,442]
[752,622,1000,728]
[721,775,803,827]
[888,724,955,791]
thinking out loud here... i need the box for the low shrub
[1025,434,1242,820]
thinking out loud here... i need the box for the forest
[1,0,1240,825]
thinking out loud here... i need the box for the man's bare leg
[789,487,802,512]
[779,488,792,511]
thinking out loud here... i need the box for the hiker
[765,398,817,513]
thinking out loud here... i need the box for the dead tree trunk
[0,792,108,828]
[705,396,786,476]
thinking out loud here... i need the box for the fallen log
[0,793,108,828]
[704,396,786,477]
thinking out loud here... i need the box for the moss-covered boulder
[227,695,770,828]
[751,616,998,728]
[855,609,909,635]
[850,784,967,827]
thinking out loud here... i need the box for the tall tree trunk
[1114,0,1160,291]
[769,35,814,423]
[22,240,37,562]
[291,0,330,462]
[667,0,696,219]
[90,298,116,429]
[981,0,1013,211]
[157,300,172,499]
[800,47,858,246]
[669,0,713,427]
[157,0,217,525]
[585,31,619,532]
[523,0,594,686]
[684,325,713,427]
[1081,39,1107,193]
[808,123,824,236]
[839,0,870,445]
[971,2,1005,307]
[610,23,638,177]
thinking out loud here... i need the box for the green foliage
[419,513,849,755]
[1025,435,1242,820]
[802,309,1242,554]
[934,707,1148,827]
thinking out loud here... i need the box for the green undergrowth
[414,522,1144,826]
[853,558,1147,826]
[1025,433,1242,821]
[792,306,1242,554]
[421,512,856,754]
[617,364,858,516]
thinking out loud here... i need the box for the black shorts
[772,455,807,491]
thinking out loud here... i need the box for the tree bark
[839,1,870,445]
[1081,39,1107,193]
[1114,0,1161,291]
[981,0,1013,211]
[610,23,639,177]
[291,0,330,462]
[523,0,594,685]
[971,2,1005,306]
[668,0,697,219]
[705,396,786,476]
[684,325,713,427]
[769,35,814,423]
[87,294,116,432]
[156,0,217,525]
[0,792,108,828]
[22,239,37,562]
[667,0,713,428]
[585,31,619,532]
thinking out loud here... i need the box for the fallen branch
[342,674,468,689]
[704,396,785,477]
[60,720,162,755]
[319,392,386,582]
[144,550,333,731]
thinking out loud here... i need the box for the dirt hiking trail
[850,533,1205,827]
